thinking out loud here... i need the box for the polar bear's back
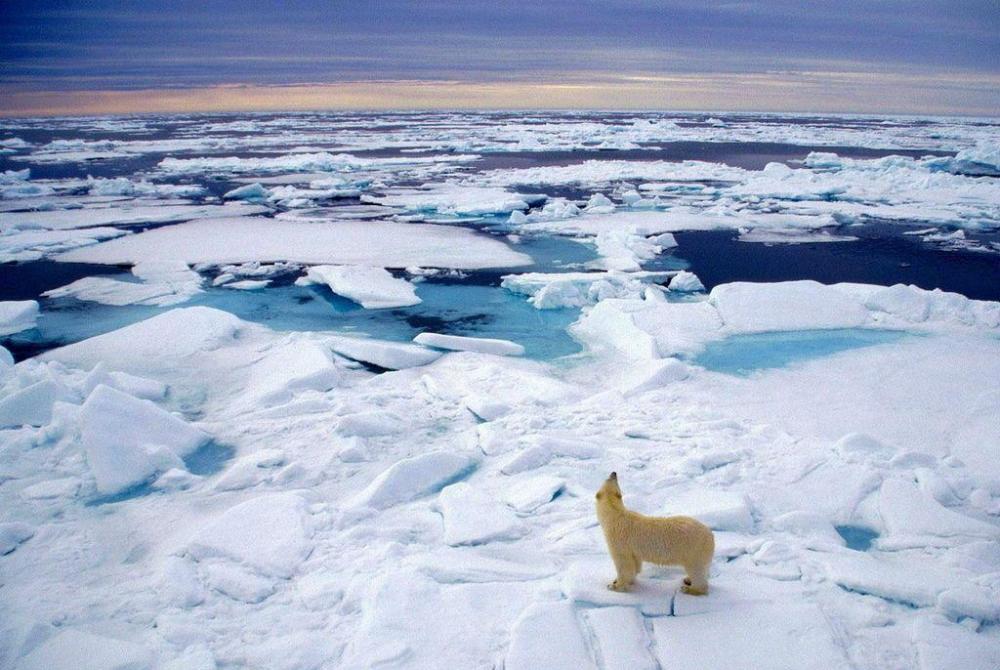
[627,513,714,567]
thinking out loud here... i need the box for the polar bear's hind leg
[681,564,709,595]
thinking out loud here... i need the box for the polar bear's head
[595,471,623,507]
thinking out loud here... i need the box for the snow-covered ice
[301,265,420,309]
[0,300,39,336]
[3,112,1000,670]
[44,261,204,307]
[413,332,525,356]
[81,384,209,495]
[56,217,533,269]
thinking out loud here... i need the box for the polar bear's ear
[595,492,603,500]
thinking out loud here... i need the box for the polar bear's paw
[681,582,708,596]
[608,579,631,592]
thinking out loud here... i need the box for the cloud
[3,71,997,117]
[1,0,997,114]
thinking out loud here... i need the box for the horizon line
[2,74,998,118]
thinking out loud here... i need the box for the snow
[436,482,526,545]
[44,306,244,371]
[0,203,266,231]
[505,602,596,670]
[0,300,39,336]
[710,281,870,332]
[303,265,420,309]
[652,602,851,670]
[245,339,339,406]
[56,217,533,269]
[350,451,478,509]
[81,384,209,495]
[501,475,566,513]
[367,184,545,216]
[662,488,755,532]
[0,522,35,555]
[44,261,204,307]
[0,379,70,428]
[501,270,673,309]
[18,628,154,670]
[328,335,442,370]
[187,493,312,578]
[413,332,525,356]
[667,270,705,292]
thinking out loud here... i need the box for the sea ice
[44,261,203,307]
[0,300,39,336]
[328,336,441,370]
[709,281,869,333]
[368,184,545,216]
[303,265,420,309]
[244,339,340,406]
[667,270,705,292]
[350,451,477,509]
[0,202,265,231]
[81,384,209,494]
[0,379,71,428]
[662,488,754,532]
[505,601,596,670]
[0,522,35,555]
[17,628,153,670]
[0,225,129,262]
[187,492,312,578]
[413,332,525,356]
[652,602,851,670]
[436,482,526,545]
[878,477,998,546]
[501,475,565,512]
[583,607,658,670]
[44,307,244,372]
[57,217,532,269]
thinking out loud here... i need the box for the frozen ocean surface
[1,111,999,670]
[692,329,908,375]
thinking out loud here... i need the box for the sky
[1,0,998,116]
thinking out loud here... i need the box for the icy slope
[1,283,999,669]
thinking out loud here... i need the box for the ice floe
[413,332,525,356]
[57,217,533,269]
[0,300,39,336]
[44,261,204,307]
[81,384,209,495]
[301,265,420,309]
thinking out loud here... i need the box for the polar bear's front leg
[608,547,637,591]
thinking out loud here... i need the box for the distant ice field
[2,111,999,357]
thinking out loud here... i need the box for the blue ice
[693,329,908,376]
[835,525,879,551]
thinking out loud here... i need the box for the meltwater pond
[693,329,908,376]
[9,272,584,362]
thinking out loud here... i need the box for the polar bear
[595,472,714,595]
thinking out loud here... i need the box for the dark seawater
[673,228,1000,302]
